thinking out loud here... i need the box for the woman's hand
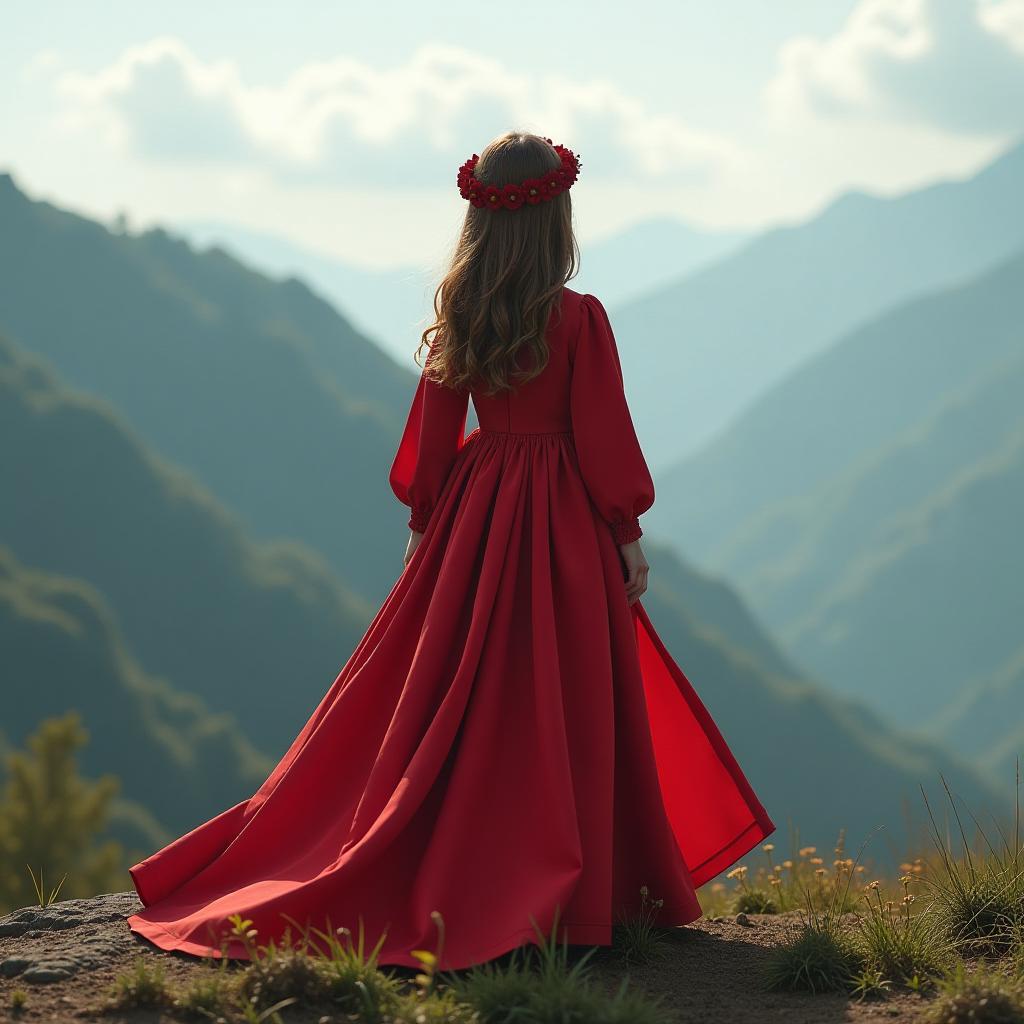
[404,529,424,567]
[619,539,649,605]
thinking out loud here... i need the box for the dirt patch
[0,894,936,1023]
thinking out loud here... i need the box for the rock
[735,912,752,926]
[22,964,75,983]
[0,892,142,984]
[0,955,32,977]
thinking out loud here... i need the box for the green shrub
[106,955,173,1010]
[925,961,1024,1024]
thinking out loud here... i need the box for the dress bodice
[469,290,578,435]
[390,285,654,545]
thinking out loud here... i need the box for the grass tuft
[855,874,951,986]
[448,904,672,1023]
[613,885,673,966]
[172,965,238,1019]
[919,774,1024,959]
[924,961,1024,1024]
[762,917,866,993]
[105,954,173,1010]
[8,987,28,1015]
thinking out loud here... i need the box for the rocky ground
[0,894,938,1023]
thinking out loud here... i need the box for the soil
[0,894,939,1023]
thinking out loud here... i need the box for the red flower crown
[457,137,582,211]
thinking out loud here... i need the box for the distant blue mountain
[571,216,747,306]
[612,137,1024,466]
[647,246,1024,748]
[923,648,1024,785]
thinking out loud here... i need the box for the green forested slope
[0,332,375,751]
[0,171,416,604]
[0,544,270,845]
[786,426,1024,719]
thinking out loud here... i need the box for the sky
[3,0,1023,270]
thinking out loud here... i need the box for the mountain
[177,215,746,364]
[923,648,1024,786]
[0,544,271,846]
[786,425,1024,721]
[173,218,432,367]
[644,248,1024,726]
[0,170,417,604]
[649,248,1024,564]
[612,137,1024,466]
[708,354,1024,628]
[568,216,747,307]
[0,330,375,752]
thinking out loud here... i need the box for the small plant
[919,775,1024,958]
[762,917,866,993]
[1011,918,1024,974]
[924,961,1024,1024]
[447,948,538,1022]
[306,917,404,1017]
[237,995,300,1024]
[762,828,879,993]
[25,864,67,907]
[613,885,672,965]
[237,945,322,1013]
[8,987,28,1015]
[855,874,950,986]
[105,954,173,1010]
[378,911,478,1023]
[848,965,893,1002]
[727,862,777,914]
[227,911,404,1019]
[172,965,238,1020]
[703,834,869,918]
[449,904,672,1023]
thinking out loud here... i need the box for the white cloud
[766,0,1024,136]
[43,36,739,186]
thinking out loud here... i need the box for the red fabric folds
[388,353,470,532]
[126,286,775,970]
[568,292,654,544]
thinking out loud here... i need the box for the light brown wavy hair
[416,130,580,396]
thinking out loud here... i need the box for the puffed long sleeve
[389,361,470,532]
[569,293,655,545]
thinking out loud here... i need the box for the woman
[126,131,775,971]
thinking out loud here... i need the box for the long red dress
[126,286,775,970]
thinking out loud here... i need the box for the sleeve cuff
[611,517,643,545]
[408,506,431,533]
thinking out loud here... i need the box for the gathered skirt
[126,426,775,969]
